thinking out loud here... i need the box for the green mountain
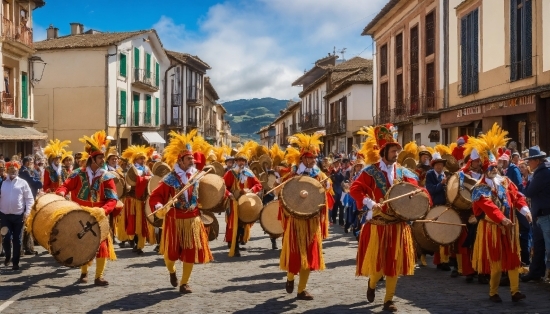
[222,98,289,142]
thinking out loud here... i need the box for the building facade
[363,0,445,146]
[441,0,550,152]
[34,26,170,152]
[0,0,47,156]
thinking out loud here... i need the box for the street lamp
[116,114,125,152]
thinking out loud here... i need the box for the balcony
[374,95,438,125]
[204,124,217,138]
[187,86,203,106]
[187,118,199,128]
[326,116,347,135]
[172,94,183,106]
[1,16,33,53]
[1,92,14,117]
[300,111,323,131]
[130,112,156,127]
[132,68,158,92]
[289,123,298,134]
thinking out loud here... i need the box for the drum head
[267,174,277,190]
[200,210,214,226]
[446,173,460,204]
[126,166,138,187]
[260,201,283,238]
[259,154,272,171]
[115,176,126,198]
[402,157,417,170]
[34,193,65,210]
[424,206,462,245]
[144,196,163,228]
[49,210,107,267]
[442,154,459,173]
[148,175,162,196]
[152,162,171,178]
[249,162,263,178]
[201,211,219,241]
[211,162,225,177]
[386,182,429,220]
[198,174,226,211]
[280,176,325,219]
[259,172,270,191]
[238,193,263,223]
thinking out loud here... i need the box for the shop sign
[484,95,535,112]
[456,106,482,117]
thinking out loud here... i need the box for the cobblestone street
[2,218,550,313]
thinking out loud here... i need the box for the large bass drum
[280,176,325,219]
[385,182,429,220]
[446,172,477,210]
[259,201,284,238]
[28,194,110,267]
[198,174,226,213]
[238,193,263,223]
[423,205,462,245]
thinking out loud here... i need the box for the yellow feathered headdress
[463,123,509,170]
[209,146,229,163]
[163,130,196,167]
[234,141,256,161]
[357,126,379,165]
[192,134,213,157]
[284,146,301,166]
[79,131,110,158]
[44,139,71,160]
[106,146,119,159]
[287,133,323,157]
[61,150,74,162]
[121,145,154,164]
[270,144,285,167]
[434,144,452,156]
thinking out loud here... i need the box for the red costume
[43,166,62,193]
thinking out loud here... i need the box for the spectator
[511,152,521,166]
[518,161,531,189]
[19,157,42,198]
[0,161,35,270]
[330,159,345,226]
[522,146,550,282]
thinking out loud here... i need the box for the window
[145,95,152,124]
[120,89,127,124]
[410,25,419,114]
[461,9,479,95]
[21,73,28,119]
[155,62,160,87]
[145,53,151,79]
[133,47,140,69]
[426,62,435,109]
[395,33,403,69]
[119,53,127,77]
[396,73,404,114]
[425,11,435,56]
[133,93,140,126]
[380,44,388,76]
[155,97,160,125]
[510,0,532,81]
[380,82,389,115]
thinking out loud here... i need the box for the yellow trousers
[81,258,106,279]
[287,269,310,293]
[489,265,520,296]
[369,270,398,303]
[164,255,194,286]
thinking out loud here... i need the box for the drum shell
[411,221,439,253]
[386,182,429,220]
[445,173,475,210]
[280,176,325,219]
[423,206,462,246]
[198,174,226,212]
[144,196,163,228]
[148,175,162,196]
[200,211,219,241]
[259,201,284,238]
[238,193,263,223]
[31,194,109,267]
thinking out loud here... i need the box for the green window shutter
[119,53,127,77]
[145,95,152,124]
[146,53,151,78]
[133,93,140,125]
[21,73,28,119]
[155,97,160,125]
[155,62,160,87]
[134,47,140,69]
[120,90,127,124]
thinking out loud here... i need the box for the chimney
[46,24,58,40]
[70,23,84,35]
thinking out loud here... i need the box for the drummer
[56,130,119,286]
[43,139,71,193]
[350,124,425,312]
[105,147,130,248]
[415,146,432,187]
[223,142,263,257]
[280,133,331,301]
[121,146,155,254]
[148,130,212,294]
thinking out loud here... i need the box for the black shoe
[271,243,278,250]
[118,241,126,248]
[154,245,160,253]
[511,292,526,302]
[489,294,502,303]
[521,274,542,283]
[4,257,10,267]
[24,250,37,255]
[465,274,474,283]
[12,264,19,271]
[451,270,460,278]
[437,263,451,271]
[239,241,245,246]
[227,242,231,248]
[233,250,241,257]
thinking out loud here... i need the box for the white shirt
[86,166,106,186]
[0,176,34,216]
[174,164,197,202]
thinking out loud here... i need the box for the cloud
[153,0,385,101]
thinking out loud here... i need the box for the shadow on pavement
[228,271,284,282]
[210,280,281,294]
[85,287,177,313]
[19,283,94,300]
[232,296,298,314]
[324,258,356,269]
[301,300,372,313]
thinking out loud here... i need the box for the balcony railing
[326,116,347,135]
[375,95,438,125]
[187,118,199,127]
[131,112,155,127]
[289,123,298,134]
[1,92,14,116]
[187,85,203,105]
[172,94,182,106]
[300,111,323,130]
[133,68,158,90]
[204,124,216,138]
[1,16,33,48]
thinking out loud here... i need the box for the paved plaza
[1,218,550,313]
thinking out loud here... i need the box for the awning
[142,132,166,144]
[440,121,475,129]
[0,125,47,140]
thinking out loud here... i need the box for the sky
[33,0,387,102]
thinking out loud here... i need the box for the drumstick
[379,189,423,205]
[414,220,466,227]
[266,175,330,195]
